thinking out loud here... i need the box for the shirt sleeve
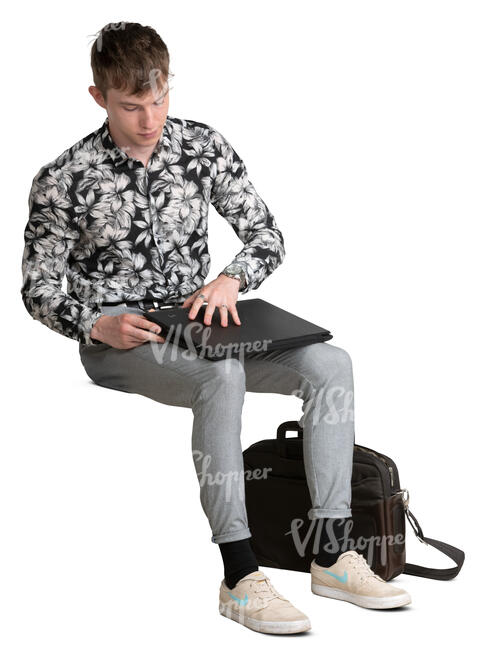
[20,164,104,346]
[209,127,286,294]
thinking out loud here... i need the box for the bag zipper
[355,444,396,489]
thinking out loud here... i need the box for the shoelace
[345,553,382,584]
[251,577,289,609]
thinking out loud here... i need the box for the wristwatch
[220,263,247,290]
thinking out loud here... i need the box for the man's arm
[209,127,286,293]
[20,164,103,346]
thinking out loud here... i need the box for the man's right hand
[89,313,166,349]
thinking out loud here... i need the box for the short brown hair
[90,22,170,100]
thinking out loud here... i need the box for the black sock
[219,538,259,590]
[314,517,353,567]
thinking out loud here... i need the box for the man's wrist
[218,273,240,286]
[90,314,107,343]
[220,263,247,290]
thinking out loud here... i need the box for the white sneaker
[219,570,311,634]
[311,550,412,609]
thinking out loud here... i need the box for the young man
[21,22,411,635]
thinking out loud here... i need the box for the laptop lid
[143,298,333,362]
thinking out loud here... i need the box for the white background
[1,0,486,647]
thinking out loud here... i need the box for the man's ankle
[314,517,352,567]
[219,537,259,590]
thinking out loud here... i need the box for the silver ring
[220,304,228,309]
[197,294,206,301]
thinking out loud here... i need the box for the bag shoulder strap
[403,505,465,580]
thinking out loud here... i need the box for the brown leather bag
[242,421,464,581]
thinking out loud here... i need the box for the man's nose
[139,109,157,129]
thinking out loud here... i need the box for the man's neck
[107,120,163,167]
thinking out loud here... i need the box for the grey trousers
[79,303,355,544]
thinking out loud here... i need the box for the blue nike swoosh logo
[322,569,348,583]
[227,591,249,606]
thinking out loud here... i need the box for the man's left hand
[182,275,242,327]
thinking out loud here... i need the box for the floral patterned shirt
[21,115,286,346]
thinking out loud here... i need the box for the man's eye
[124,107,138,112]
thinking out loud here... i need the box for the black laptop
[143,298,332,362]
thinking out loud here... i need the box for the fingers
[193,299,241,327]
[219,305,228,327]
[119,313,166,343]
[203,302,218,327]
[188,296,216,326]
[188,293,206,321]
[183,288,243,327]
[227,303,241,326]
[203,302,241,327]
[182,290,200,310]
[128,324,166,344]
[128,314,162,332]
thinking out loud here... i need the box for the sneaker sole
[219,602,311,634]
[311,582,411,609]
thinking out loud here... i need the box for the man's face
[100,82,169,149]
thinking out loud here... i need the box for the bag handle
[401,493,465,580]
[276,421,303,458]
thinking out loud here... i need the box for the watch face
[226,264,243,274]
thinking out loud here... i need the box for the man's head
[88,22,171,151]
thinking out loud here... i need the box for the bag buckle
[397,488,429,545]
[398,488,409,509]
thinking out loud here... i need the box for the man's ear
[88,85,107,109]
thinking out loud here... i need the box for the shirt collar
[99,116,170,167]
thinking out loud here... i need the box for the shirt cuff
[226,260,250,292]
[79,307,104,346]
